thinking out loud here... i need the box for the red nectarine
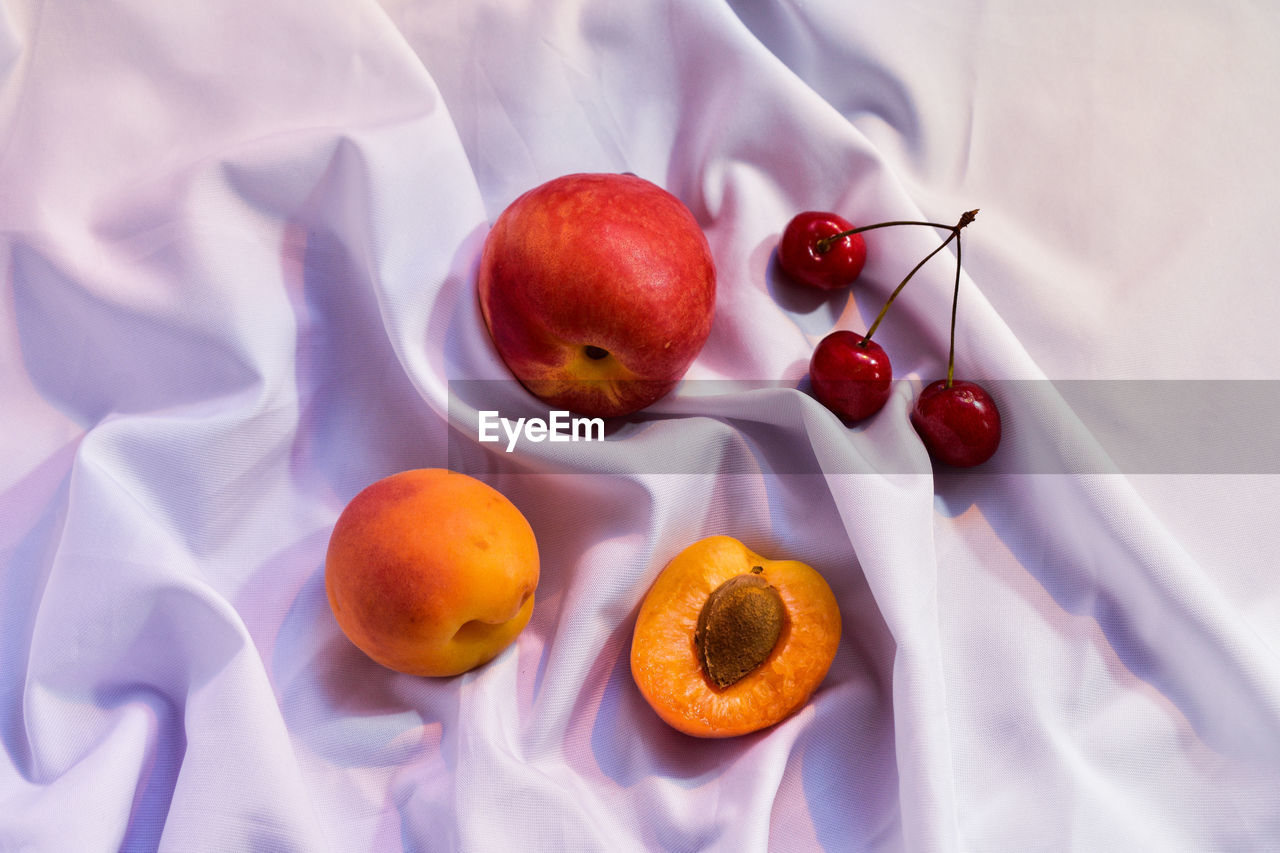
[478,172,716,418]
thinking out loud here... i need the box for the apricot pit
[695,568,785,689]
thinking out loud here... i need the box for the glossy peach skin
[478,172,716,418]
[630,535,841,738]
[325,469,539,677]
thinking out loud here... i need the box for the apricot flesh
[325,468,539,677]
[630,535,841,738]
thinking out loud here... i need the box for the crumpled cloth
[3,0,1279,850]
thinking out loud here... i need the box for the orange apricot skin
[630,535,841,738]
[324,468,539,677]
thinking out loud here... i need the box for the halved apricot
[630,535,841,738]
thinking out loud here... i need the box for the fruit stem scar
[861,209,978,345]
[584,345,609,360]
[751,565,763,574]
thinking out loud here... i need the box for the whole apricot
[630,535,841,738]
[325,468,539,677]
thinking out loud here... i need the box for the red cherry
[778,211,868,291]
[808,330,892,421]
[910,379,1001,467]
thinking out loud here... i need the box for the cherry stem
[859,209,978,348]
[815,219,955,254]
[946,231,962,387]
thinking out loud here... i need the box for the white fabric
[3,1,1279,850]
